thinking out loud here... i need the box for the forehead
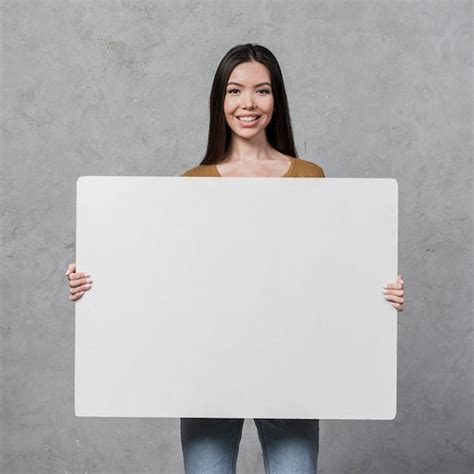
[228,62,271,84]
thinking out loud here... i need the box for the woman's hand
[65,263,93,302]
[383,274,405,312]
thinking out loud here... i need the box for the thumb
[65,263,76,276]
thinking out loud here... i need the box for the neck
[224,133,275,163]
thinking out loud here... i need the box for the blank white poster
[75,176,398,420]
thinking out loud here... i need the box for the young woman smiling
[65,43,405,474]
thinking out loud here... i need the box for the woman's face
[223,61,274,139]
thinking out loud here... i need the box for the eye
[226,89,272,95]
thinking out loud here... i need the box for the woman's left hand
[383,274,405,312]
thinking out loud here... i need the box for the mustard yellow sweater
[181,156,325,178]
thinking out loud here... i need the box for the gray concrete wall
[1,1,472,473]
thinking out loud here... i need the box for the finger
[70,282,92,294]
[384,294,405,304]
[69,291,85,301]
[70,277,92,288]
[384,282,403,290]
[383,288,404,296]
[65,263,76,277]
[392,302,404,311]
[397,274,404,284]
[69,272,91,282]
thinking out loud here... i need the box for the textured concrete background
[1,0,472,473]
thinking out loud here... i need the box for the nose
[240,92,256,109]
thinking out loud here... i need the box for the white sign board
[75,177,398,420]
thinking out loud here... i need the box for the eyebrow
[227,82,272,87]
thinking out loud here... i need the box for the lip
[235,115,261,127]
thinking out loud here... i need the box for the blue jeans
[180,418,319,474]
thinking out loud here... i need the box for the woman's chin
[231,126,266,138]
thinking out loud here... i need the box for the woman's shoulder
[181,164,218,177]
[292,157,325,177]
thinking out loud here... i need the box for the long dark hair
[199,43,299,166]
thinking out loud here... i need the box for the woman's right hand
[65,263,93,302]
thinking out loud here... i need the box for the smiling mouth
[236,115,261,122]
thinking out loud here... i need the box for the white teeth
[238,116,259,122]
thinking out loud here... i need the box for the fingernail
[84,273,91,277]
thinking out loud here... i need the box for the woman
[66,43,405,474]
